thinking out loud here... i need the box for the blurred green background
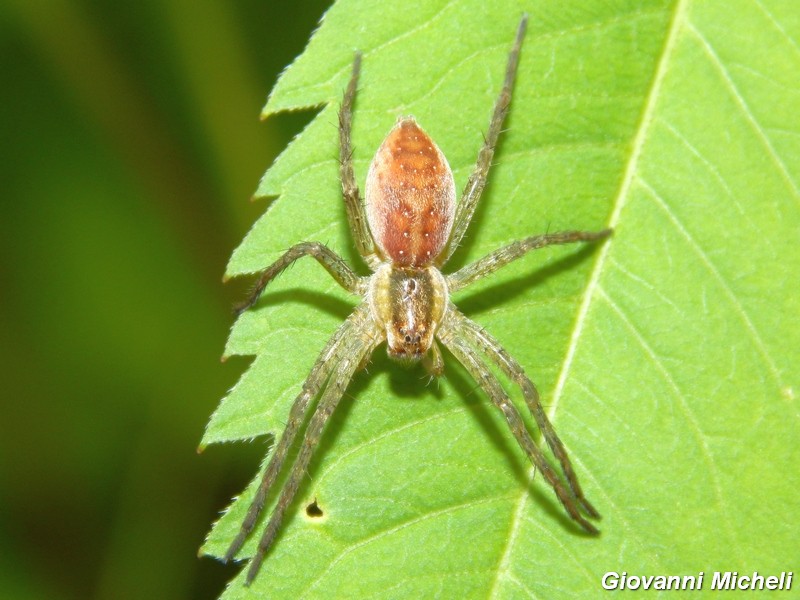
[0,1,330,598]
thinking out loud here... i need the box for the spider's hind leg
[339,52,379,266]
[440,15,528,264]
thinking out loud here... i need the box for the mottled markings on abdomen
[365,118,456,267]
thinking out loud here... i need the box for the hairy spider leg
[452,310,600,519]
[339,52,380,268]
[440,14,528,264]
[245,311,381,584]
[234,242,365,316]
[437,308,598,534]
[447,230,612,292]
[223,303,371,564]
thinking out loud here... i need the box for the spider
[223,15,610,585]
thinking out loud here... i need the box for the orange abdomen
[365,118,456,267]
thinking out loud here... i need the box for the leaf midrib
[487,0,688,594]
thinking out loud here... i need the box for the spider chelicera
[223,15,610,585]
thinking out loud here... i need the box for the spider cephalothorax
[222,15,611,585]
[368,263,447,361]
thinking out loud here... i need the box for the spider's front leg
[451,310,599,518]
[437,308,599,534]
[223,304,372,567]
[244,309,382,585]
[234,242,365,316]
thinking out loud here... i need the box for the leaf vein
[596,285,743,563]
[636,176,785,391]
[686,21,800,206]
[658,119,746,217]
[753,0,800,59]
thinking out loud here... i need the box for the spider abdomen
[365,118,456,267]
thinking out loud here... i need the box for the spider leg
[245,313,381,585]
[447,229,611,292]
[449,308,599,518]
[223,303,372,563]
[440,15,527,264]
[437,309,598,534]
[339,52,380,268]
[234,242,365,315]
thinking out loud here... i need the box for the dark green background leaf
[203,0,799,597]
[0,0,335,598]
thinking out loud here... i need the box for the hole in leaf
[306,499,324,518]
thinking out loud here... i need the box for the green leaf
[202,0,800,597]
